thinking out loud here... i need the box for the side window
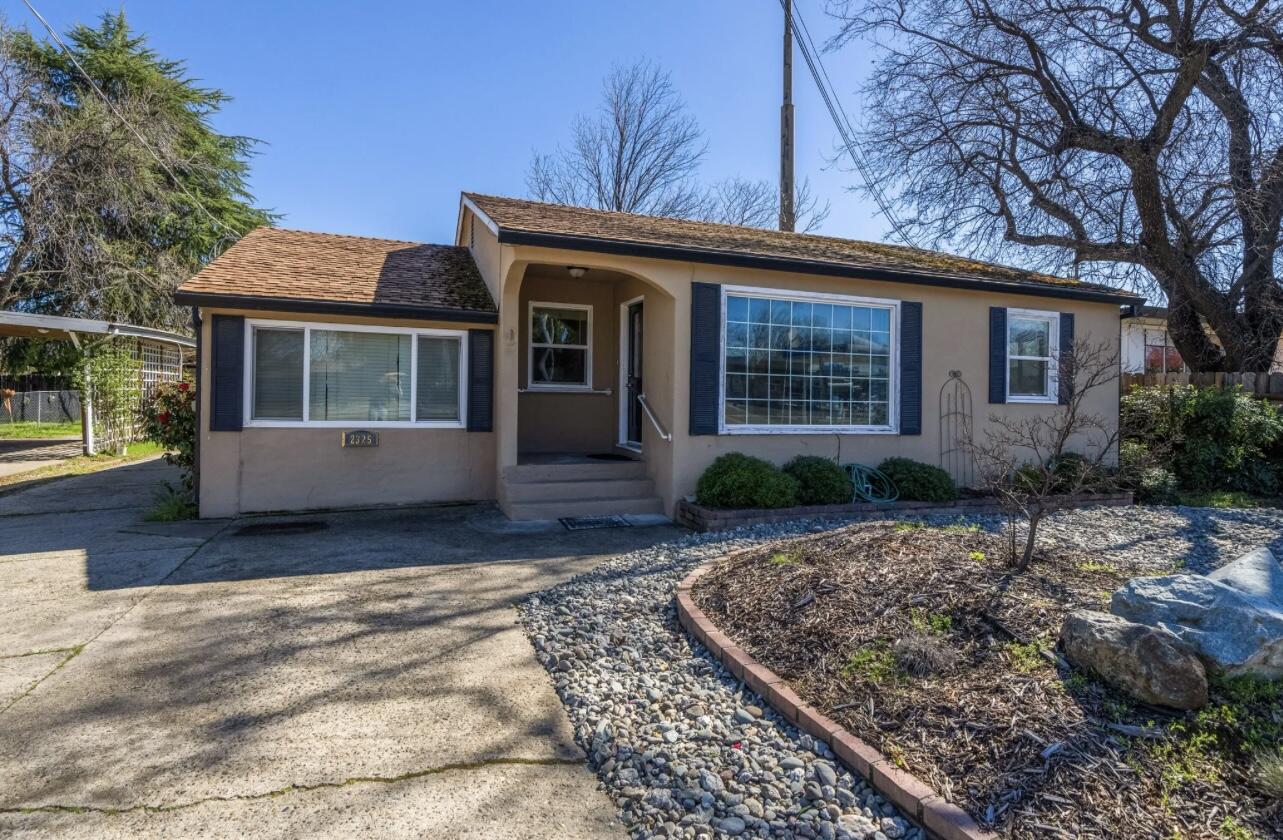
[1006,310,1058,401]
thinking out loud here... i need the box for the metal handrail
[637,393,672,442]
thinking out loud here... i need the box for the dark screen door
[625,301,644,445]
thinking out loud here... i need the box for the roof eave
[496,228,1142,306]
[174,291,499,324]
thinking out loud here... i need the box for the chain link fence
[0,389,81,424]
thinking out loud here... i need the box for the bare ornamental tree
[831,1,1283,371]
[529,60,830,231]
[967,340,1120,571]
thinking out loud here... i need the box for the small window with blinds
[246,321,466,426]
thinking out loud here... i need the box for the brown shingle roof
[464,193,1140,303]
[176,227,496,319]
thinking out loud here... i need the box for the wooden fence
[1121,371,1283,401]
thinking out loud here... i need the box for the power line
[19,0,242,246]
[776,0,917,246]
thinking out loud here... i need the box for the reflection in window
[530,304,590,387]
[723,293,895,429]
[1007,313,1058,400]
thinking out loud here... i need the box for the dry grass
[693,521,1282,839]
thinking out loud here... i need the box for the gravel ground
[518,504,1283,839]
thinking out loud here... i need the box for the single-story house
[1121,306,1187,375]
[1121,305,1283,375]
[174,194,1141,520]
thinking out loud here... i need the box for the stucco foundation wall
[195,307,496,518]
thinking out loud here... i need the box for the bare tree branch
[828,0,1283,371]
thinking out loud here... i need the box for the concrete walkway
[0,460,684,838]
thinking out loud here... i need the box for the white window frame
[718,285,900,435]
[243,318,468,428]
[527,301,593,392]
[1006,307,1060,404]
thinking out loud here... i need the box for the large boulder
[1110,547,1283,679]
[1060,610,1208,709]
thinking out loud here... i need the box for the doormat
[587,453,633,461]
[559,514,632,531]
[234,520,329,537]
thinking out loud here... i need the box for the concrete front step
[503,495,666,521]
[504,460,647,483]
[501,477,657,504]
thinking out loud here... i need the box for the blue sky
[17,0,887,246]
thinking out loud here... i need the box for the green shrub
[695,453,799,509]
[878,457,955,502]
[1135,466,1181,505]
[1013,452,1106,495]
[783,455,853,505]
[1122,385,1283,494]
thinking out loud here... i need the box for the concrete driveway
[0,459,683,838]
[0,437,81,479]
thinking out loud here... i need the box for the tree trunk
[1017,507,1044,572]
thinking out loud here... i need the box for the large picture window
[721,288,897,432]
[529,303,591,389]
[247,320,466,426]
[1007,309,1059,401]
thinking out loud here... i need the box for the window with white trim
[721,289,897,431]
[1007,309,1059,401]
[529,302,591,388]
[247,321,466,426]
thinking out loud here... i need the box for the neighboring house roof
[175,227,497,322]
[1123,305,1169,320]
[462,193,1142,305]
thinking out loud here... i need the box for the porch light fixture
[567,266,587,278]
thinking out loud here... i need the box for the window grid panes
[530,304,590,387]
[1007,314,1057,399]
[248,324,464,425]
[723,293,894,429]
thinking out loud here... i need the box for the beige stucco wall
[195,307,495,518]
[487,239,1124,516]
[516,270,620,454]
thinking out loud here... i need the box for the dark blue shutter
[209,314,244,431]
[1058,312,1075,405]
[689,282,722,435]
[989,307,1007,404]
[467,329,494,432]
[899,302,922,435]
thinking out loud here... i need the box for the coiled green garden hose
[843,463,899,503]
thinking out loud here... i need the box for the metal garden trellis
[939,370,975,488]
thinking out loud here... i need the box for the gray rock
[717,816,747,835]
[1060,610,1208,709]
[814,760,838,787]
[1111,547,1283,678]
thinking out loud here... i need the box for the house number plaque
[342,430,378,448]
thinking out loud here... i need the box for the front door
[623,300,644,447]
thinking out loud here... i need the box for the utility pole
[779,0,796,232]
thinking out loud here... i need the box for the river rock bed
[518,505,1283,839]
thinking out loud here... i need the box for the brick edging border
[675,547,997,840]
[676,491,1133,533]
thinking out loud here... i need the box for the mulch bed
[692,521,1282,839]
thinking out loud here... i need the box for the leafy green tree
[1,11,271,331]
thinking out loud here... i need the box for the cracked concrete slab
[0,651,72,709]
[0,460,684,837]
[0,760,621,838]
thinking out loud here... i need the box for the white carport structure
[0,311,194,455]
